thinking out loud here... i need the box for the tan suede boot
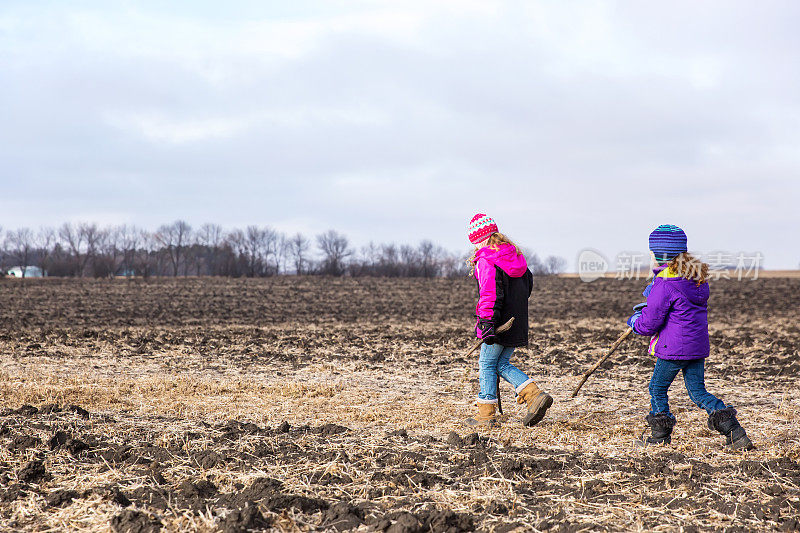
[464,402,499,427]
[517,382,553,427]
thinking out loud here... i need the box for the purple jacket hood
[474,244,528,277]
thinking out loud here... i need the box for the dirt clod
[8,434,41,452]
[67,405,90,419]
[219,504,270,533]
[48,431,69,450]
[445,431,462,446]
[178,479,217,499]
[322,501,366,530]
[217,477,283,509]
[46,489,79,507]
[1,484,26,503]
[266,493,329,514]
[90,485,132,507]
[15,405,38,416]
[17,460,46,483]
[110,510,163,533]
[192,450,222,469]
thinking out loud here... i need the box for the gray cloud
[1,1,798,267]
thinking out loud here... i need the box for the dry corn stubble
[0,276,798,532]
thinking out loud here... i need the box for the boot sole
[523,394,553,427]
[726,435,754,451]
[463,418,499,428]
[633,436,672,448]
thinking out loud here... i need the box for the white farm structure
[6,266,45,278]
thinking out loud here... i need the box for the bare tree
[197,223,225,276]
[135,230,159,278]
[0,222,471,279]
[244,226,265,276]
[258,226,281,276]
[36,227,56,276]
[58,222,103,277]
[528,253,546,276]
[5,227,36,277]
[379,244,400,276]
[119,225,141,277]
[273,234,288,274]
[544,256,567,275]
[98,225,126,277]
[529,253,565,276]
[57,223,85,277]
[440,252,461,278]
[399,245,420,276]
[240,225,280,276]
[184,233,203,277]
[418,240,446,278]
[156,220,192,276]
[287,233,310,274]
[317,230,351,276]
[360,241,379,271]
[225,228,247,277]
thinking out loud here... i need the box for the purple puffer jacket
[633,266,710,360]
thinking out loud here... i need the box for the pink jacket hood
[474,243,528,277]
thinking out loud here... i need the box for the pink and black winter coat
[474,243,533,348]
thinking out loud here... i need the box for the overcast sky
[1,1,799,269]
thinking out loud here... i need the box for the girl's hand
[477,319,496,345]
[627,310,643,330]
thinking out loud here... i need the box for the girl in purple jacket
[628,224,752,450]
[464,213,553,427]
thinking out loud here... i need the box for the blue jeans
[477,343,532,402]
[649,358,726,417]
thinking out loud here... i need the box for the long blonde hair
[666,252,709,285]
[466,232,522,275]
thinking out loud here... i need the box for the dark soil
[0,277,797,379]
[0,277,797,531]
[1,405,798,531]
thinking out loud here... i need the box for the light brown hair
[666,252,709,285]
[466,232,523,275]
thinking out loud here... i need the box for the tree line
[0,221,567,279]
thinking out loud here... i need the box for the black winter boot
[708,407,754,451]
[636,413,675,446]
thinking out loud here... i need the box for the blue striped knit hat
[649,224,688,264]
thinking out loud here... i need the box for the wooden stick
[571,327,633,398]
[464,317,515,357]
[496,373,503,415]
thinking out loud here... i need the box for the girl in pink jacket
[465,214,553,427]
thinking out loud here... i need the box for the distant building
[6,266,45,278]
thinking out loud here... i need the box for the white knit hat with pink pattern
[468,213,499,244]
